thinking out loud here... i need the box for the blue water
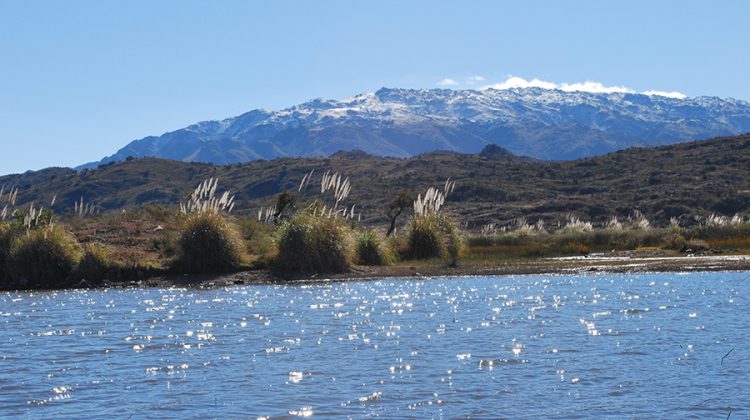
[0,272,748,418]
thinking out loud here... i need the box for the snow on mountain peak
[81,85,750,169]
[479,76,687,99]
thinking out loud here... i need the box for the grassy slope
[2,134,750,227]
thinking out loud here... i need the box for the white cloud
[485,76,557,90]
[466,75,486,84]
[558,81,631,94]
[482,76,687,98]
[642,90,687,99]
[437,78,458,87]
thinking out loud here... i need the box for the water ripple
[0,272,748,417]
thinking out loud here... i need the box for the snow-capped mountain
[82,87,750,167]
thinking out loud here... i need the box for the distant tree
[386,192,413,237]
[273,192,296,221]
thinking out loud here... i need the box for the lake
[1,272,748,418]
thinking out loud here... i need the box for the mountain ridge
[78,87,750,169]
[6,134,750,228]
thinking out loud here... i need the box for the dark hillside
[3,134,750,228]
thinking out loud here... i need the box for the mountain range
[81,87,750,168]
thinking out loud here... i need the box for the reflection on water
[0,272,749,417]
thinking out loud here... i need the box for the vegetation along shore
[2,133,750,290]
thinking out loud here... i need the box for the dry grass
[180,178,235,215]
[356,229,395,266]
[6,225,82,289]
[72,243,115,284]
[274,212,354,274]
[171,212,245,274]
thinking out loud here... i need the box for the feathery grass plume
[180,178,235,215]
[705,213,744,227]
[274,212,354,274]
[705,213,726,227]
[559,214,593,233]
[257,205,276,223]
[413,178,455,217]
[356,229,395,266]
[75,197,99,218]
[481,223,496,236]
[0,187,19,221]
[443,177,456,196]
[320,171,352,211]
[628,210,651,230]
[513,217,536,235]
[6,224,82,289]
[171,212,244,273]
[3,187,19,206]
[298,169,315,192]
[17,203,55,231]
[407,181,462,264]
[413,187,445,216]
[605,216,623,230]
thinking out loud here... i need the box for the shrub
[663,234,686,251]
[560,241,590,255]
[237,218,276,256]
[7,225,82,289]
[407,214,444,259]
[171,212,244,273]
[0,223,20,286]
[72,243,115,285]
[356,229,395,266]
[445,227,463,267]
[684,239,710,253]
[406,213,462,264]
[275,213,353,274]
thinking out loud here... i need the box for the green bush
[7,225,82,289]
[356,229,395,266]
[406,213,462,264]
[0,223,20,286]
[171,213,244,273]
[237,218,276,256]
[275,213,353,274]
[445,227,462,267]
[662,233,686,251]
[72,243,115,285]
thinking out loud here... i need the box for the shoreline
[108,252,750,290]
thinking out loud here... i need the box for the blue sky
[1,0,749,174]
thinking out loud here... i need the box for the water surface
[1,272,748,418]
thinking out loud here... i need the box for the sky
[1,0,749,174]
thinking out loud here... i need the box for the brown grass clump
[406,213,462,265]
[7,225,82,289]
[171,212,245,273]
[356,229,395,266]
[71,243,115,285]
[274,213,354,274]
[0,223,20,286]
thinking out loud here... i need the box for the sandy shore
[123,252,750,289]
